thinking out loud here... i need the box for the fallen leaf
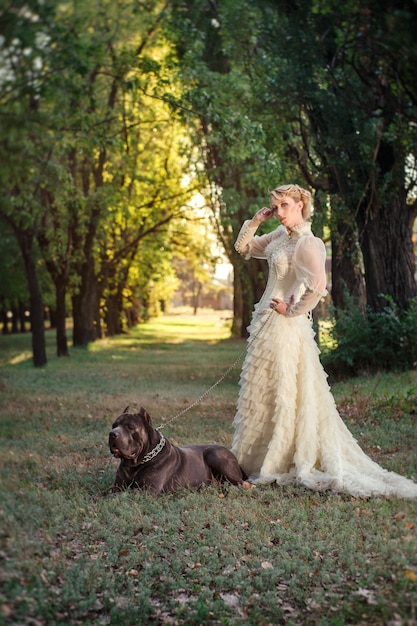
[403,568,417,582]
[126,569,139,577]
[1,604,13,618]
[386,613,405,626]
[40,570,49,585]
[354,588,377,605]
[175,592,196,605]
[306,598,321,611]
[114,597,131,609]
[261,561,273,570]
[220,592,240,608]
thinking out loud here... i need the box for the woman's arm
[235,208,280,260]
[285,236,327,317]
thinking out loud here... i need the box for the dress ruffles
[232,310,417,498]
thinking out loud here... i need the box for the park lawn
[0,310,416,626]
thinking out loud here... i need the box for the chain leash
[157,309,274,431]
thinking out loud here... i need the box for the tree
[254,0,417,311]
[0,220,29,334]
[0,7,52,365]
[0,0,79,362]
[167,0,417,336]
[40,0,201,345]
[0,0,205,360]
[166,0,289,336]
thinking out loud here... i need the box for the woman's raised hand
[251,207,275,226]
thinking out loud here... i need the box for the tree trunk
[192,282,201,315]
[11,305,19,333]
[72,256,98,346]
[100,263,129,336]
[18,301,27,332]
[18,233,47,366]
[105,291,124,336]
[1,308,9,334]
[233,252,267,338]
[55,280,69,356]
[331,218,366,311]
[357,193,417,311]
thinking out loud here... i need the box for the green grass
[0,310,417,625]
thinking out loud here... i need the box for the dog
[108,407,247,493]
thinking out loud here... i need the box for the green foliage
[166,0,417,321]
[0,0,217,345]
[324,296,417,374]
[0,221,27,306]
[2,0,417,356]
[164,0,295,337]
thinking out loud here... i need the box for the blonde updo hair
[270,184,312,220]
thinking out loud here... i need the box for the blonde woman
[232,184,417,498]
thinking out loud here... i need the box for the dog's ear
[122,405,130,414]
[139,407,152,424]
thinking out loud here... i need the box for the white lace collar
[287,221,312,237]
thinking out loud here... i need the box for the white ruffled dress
[231,220,417,498]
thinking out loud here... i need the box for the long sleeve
[285,288,324,317]
[286,235,327,317]
[235,220,280,260]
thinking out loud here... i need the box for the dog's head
[108,406,153,463]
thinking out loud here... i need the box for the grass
[0,309,417,625]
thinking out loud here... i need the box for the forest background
[1,0,417,370]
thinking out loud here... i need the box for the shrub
[322,296,417,376]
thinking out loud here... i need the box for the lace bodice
[235,220,327,316]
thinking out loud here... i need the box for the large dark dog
[108,407,247,493]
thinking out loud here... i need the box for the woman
[232,183,417,498]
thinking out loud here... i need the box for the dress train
[231,311,417,499]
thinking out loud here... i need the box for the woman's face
[270,194,303,229]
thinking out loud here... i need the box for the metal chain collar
[139,435,166,464]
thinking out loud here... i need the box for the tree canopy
[1,0,416,364]
[0,0,215,363]
[165,0,417,333]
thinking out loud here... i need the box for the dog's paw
[242,481,256,490]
